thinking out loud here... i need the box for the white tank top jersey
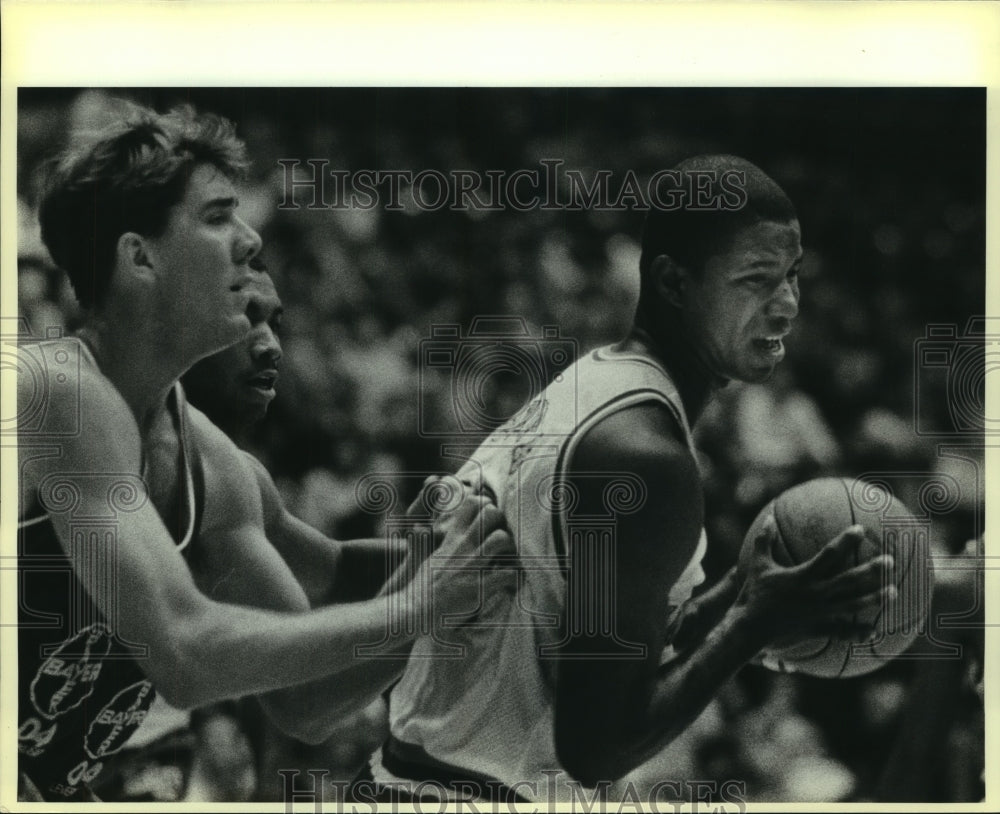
[384,344,707,801]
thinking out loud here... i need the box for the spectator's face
[143,163,262,359]
[681,219,802,383]
[183,273,283,433]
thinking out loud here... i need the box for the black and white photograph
[2,5,995,812]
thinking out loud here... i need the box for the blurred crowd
[15,87,986,803]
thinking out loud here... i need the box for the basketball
[739,478,934,678]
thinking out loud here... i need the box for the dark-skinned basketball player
[376,156,895,803]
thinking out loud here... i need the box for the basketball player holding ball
[376,156,896,802]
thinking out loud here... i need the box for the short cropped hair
[638,155,797,302]
[38,103,249,310]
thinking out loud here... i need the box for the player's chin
[735,358,780,384]
[242,382,276,413]
[240,403,269,429]
[738,344,786,381]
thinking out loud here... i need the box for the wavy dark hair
[38,102,249,310]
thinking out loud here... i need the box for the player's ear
[650,254,689,309]
[116,232,154,280]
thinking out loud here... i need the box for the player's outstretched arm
[19,369,503,743]
[553,403,892,786]
[214,452,507,739]
[245,453,404,606]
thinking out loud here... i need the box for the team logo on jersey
[504,396,549,476]
[503,395,548,438]
[30,624,111,720]
[85,680,155,759]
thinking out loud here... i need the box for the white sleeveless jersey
[386,344,707,801]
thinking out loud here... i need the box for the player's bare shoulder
[184,402,241,457]
[568,400,704,554]
[571,401,700,495]
[17,338,138,447]
[17,339,143,511]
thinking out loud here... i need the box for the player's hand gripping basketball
[736,514,896,645]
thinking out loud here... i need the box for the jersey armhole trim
[550,388,692,562]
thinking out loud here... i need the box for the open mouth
[247,371,279,392]
[753,336,785,355]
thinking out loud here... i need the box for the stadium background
[15,87,985,803]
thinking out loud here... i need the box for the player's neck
[76,316,184,432]
[624,320,724,423]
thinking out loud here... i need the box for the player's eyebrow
[200,196,238,213]
[739,258,784,271]
[742,252,803,270]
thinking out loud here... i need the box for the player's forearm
[667,566,741,652]
[153,592,420,710]
[267,520,342,606]
[639,603,768,764]
[258,638,411,743]
[563,602,766,784]
[272,523,401,606]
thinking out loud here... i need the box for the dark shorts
[373,736,531,804]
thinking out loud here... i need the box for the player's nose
[234,214,263,265]
[252,324,282,366]
[768,276,799,322]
